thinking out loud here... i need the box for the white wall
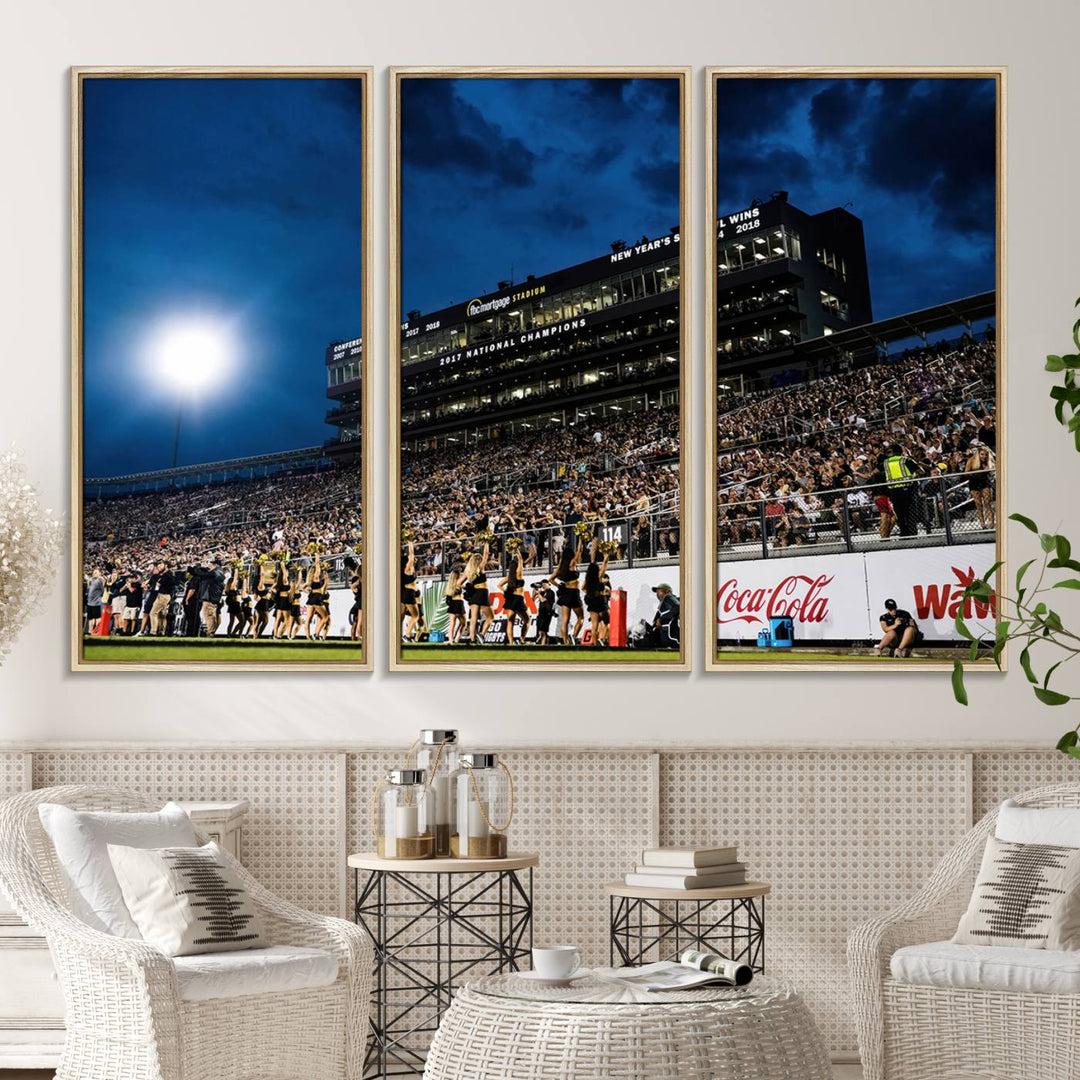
[1,0,1078,748]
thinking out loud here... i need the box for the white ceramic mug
[532,945,581,979]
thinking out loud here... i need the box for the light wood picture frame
[389,67,691,671]
[704,67,1006,672]
[71,67,373,671]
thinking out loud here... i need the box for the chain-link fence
[717,469,996,561]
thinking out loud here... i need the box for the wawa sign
[717,543,997,642]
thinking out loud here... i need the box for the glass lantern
[376,769,435,859]
[415,729,461,857]
[452,752,513,859]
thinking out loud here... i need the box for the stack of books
[624,845,747,890]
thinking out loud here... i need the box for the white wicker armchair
[0,786,373,1080]
[849,782,1080,1080]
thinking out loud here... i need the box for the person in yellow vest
[880,444,923,537]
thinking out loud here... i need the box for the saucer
[514,969,590,986]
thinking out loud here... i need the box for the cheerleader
[552,537,584,645]
[249,561,274,639]
[497,550,530,645]
[224,565,247,637]
[288,564,304,640]
[345,556,362,642]
[272,561,292,639]
[444,562,466,644]
[583,550,611,647]
[304,554,331,641]
[464,543,493,644]
[401,542,420,642]
[600,570,613,645]
[238,581,253,638]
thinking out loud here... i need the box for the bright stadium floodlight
[148,317,236,469]
[153,320,233,393]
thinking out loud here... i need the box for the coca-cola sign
[717,573,833,626]
[717,544,998,642]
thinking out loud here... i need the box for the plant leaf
[992,637,1006,669]
[1016,558,1036,590]
[1057,731,1079,752]
[954,613,974,641]
[951,660,968,706]
[1041,533,1058,554]
[1020,646,1037,684]
[1044,660,1065,689]
[1058,536,1073,563]
[1010,513,1039,534]
[1034,687,1072,706]
[1053,579,1080,590]
[1066,746,1080,762]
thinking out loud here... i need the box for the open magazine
[595,949,753,992]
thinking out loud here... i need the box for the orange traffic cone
[95,603,112,636]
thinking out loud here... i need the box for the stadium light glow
[151,319,234,394]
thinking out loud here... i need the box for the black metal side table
[350,851,538,1079]
[605,880,770,971]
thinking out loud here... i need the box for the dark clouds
[401,79,537,188]
[401,77,681,314]
[716,76,997,319]
[82,78,365,476]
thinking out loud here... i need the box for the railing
[716,469,996,561]
[408,505,680,582]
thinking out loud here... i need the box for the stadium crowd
[715,338,997,550]
[402,405,681,576]
[82,465,364,637]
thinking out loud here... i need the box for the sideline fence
[716,469,995,561]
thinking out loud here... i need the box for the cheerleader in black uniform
[224,567,244,637]
[401,542,420,642]
[249,562,273,639]
[600,570,613,645]
[304,555,331,641]
[532,580,555,645]
[272,561,292,639]
[497,550,530,645]
[583,550,611,647]
[465,543,493,644]
[345,556,362,642]
[552,538,584,645]
[288,565,304,640]
[444,563,466,644]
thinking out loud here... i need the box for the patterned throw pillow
[953,835,1080,949]
[107,841,266,956]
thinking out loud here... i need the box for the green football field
[400,644,679,663]
[83,636,363,663]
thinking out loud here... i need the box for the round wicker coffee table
[423,972,830,1079]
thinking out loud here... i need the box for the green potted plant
[952,298,1080,758]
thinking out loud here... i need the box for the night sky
[716,77,997,321]
[400,77,681,316]
[82,77,364,477]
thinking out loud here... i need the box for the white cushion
[173,945,339,1002]
[38,802,197,937]
[892,940,1080,995]
[108,841,266,956]
[996,798,1080,847]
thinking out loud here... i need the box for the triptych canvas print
[70,66,1003,673]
